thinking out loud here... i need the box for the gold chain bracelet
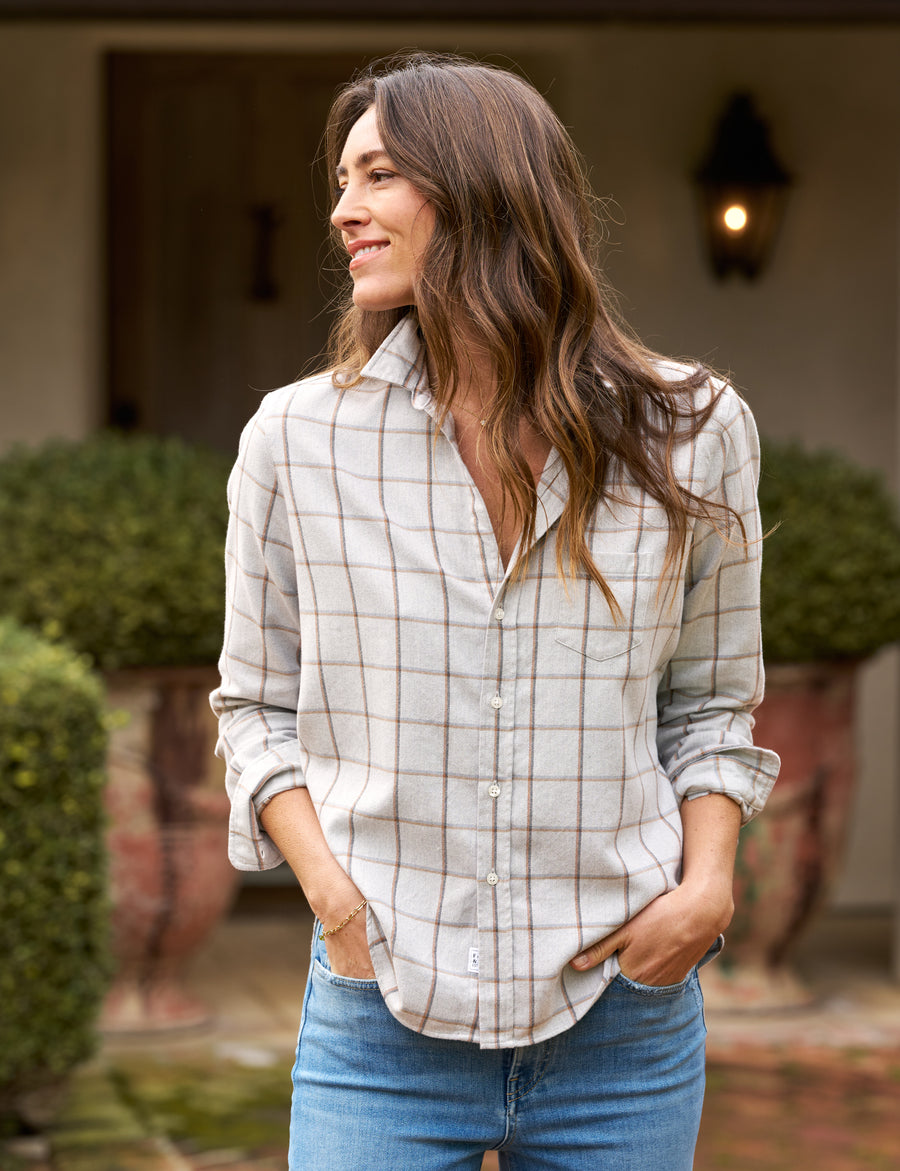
[319,899,368,940]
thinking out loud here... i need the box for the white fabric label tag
[467,947,480,974]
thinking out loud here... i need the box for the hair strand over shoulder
[324,53,743,607]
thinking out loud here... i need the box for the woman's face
[332,106,435,312]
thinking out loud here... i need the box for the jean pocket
[697,934,725,969]
[313,956,380,991]
[613,969,694,997]
[311,920,380,991]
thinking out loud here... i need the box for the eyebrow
[335,148,390,178]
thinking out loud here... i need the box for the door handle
[248,203,282,301]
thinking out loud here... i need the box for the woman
[212,53,779,1170]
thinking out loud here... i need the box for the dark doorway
[106,52,365,453]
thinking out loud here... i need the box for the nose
[331,183,369,231]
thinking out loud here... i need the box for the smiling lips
[348,241,389,270]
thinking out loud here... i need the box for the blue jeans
[289,926,708,1170]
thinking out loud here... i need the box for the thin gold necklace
[453,404,487,428]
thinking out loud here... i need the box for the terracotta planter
[100,666,240,1032]
[700,661,857,1009]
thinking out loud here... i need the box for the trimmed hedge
[1,432,898,668]
[0,432,231,670]
[759,441,900,663]
[0,619,111,1118]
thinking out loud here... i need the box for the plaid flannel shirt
[211,315,779,1049]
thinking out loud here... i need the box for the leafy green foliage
[2,432,895,668]
[0,619,111,1110]
[759,441,900,662]
[0,433,231,669]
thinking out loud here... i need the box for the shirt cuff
[254,772,305,816]
[670,745,781,824]
[226,747,306,871]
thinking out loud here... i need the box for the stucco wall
[0,18,897,907]
[0,25,102,443]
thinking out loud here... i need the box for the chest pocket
[555,552,651,664]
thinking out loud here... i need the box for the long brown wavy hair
[324,54,736,608]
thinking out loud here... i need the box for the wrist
[308,882,367,928]
[319,897,367,939]
[678,874,735,934]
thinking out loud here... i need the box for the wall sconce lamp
[695,93,791,280]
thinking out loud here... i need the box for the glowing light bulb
[723,204,748,232]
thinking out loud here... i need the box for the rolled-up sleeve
[210,401,305,870]
[656,392,780,823]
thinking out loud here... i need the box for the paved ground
[4,895,899,1170]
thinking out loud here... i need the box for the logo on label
[468,948,480,974]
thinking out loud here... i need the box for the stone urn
[100,666,240,1031]
[700,661,857,1009]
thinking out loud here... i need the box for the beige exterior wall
[0,25,102,443]
[0,18,897,907]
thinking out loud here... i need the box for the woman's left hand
[570,793,741,985]
[569,879,733,985]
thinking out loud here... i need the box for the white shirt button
[490,694,503,709]
[488,783,501,798]
[486,871,499,886]
[494,607,505,621]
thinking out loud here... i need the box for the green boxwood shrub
[0,619,110,1122]
[759,440,900,662]
[1,432,897,668]
[0,432,231,669]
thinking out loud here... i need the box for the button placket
[475,584,517,1039]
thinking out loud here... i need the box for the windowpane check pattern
[212,316,779,1049]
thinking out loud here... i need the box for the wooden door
[107,53,365,453]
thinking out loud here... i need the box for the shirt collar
[360,314,433,412]
[359,313,567,533]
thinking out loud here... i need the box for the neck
[425,334,496,423]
